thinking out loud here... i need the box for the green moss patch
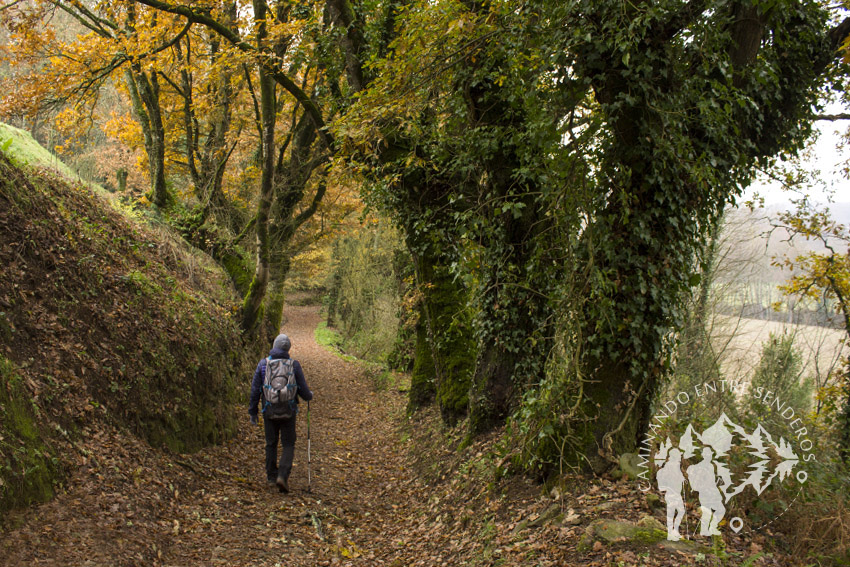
[0,356,56,514]
[577,517,707,555]
[0,122,78,181]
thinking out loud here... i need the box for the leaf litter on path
[1,303,779,566]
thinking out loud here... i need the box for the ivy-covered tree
[341,0,850,472]
[546,0,850,470]
[335,0,584,427]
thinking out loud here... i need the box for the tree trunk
[257,100,327,336]
[263,273,287,344]
[146,72,168,208]
[468,234,553,433]
[126,66,168,207]
[117,168,128,193]
[466,156,554,433]
[564,0,839,472]
[410,238,476,425]
[262,254,292,344]
[408,303,436,412]
[241,0,277,332]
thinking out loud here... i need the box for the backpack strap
[262,356,273,411]
[262,356,272,387]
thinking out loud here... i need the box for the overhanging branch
[815,113,850,121]
[132,0,334,149]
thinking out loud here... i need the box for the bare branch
[48,0,118,38]
[0,0,26,12]
[829,17,850,52]
[815,113,850,121]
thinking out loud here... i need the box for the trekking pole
[307,400,312,493]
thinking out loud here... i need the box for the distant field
[712,315,847,383]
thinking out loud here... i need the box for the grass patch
[0,123,77,180]
[315,320,345,353]
[315,319,406,395]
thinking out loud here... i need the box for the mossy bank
[0,146,255,515]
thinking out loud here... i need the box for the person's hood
[268,348,291,359]
[272,334,291,352]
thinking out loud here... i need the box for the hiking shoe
[276,475,289,493]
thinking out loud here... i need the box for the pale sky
[744,105,850,208]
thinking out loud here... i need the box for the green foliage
[527,0,836,469]
[333,0,844,470]
[324,221,406,363]
[336,0,583,429]
[749,333,814,416]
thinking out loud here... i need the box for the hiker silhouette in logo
[249,334,313,493]
[687,446,726,536]
[656,447,686,541]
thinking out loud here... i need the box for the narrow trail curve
[0,303,428,566]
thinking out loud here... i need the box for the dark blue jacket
[249,347,313,418]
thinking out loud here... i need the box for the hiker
[249,333,313,493]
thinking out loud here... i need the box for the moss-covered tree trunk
[262,254,292,344]
[241,0,276,332]
[411,243,476,424]
[383,141,477,423]
[407,304,436,412]
[125,66,168,208]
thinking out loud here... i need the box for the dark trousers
[264,416,297,481]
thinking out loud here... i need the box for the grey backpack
[262,358,298,419]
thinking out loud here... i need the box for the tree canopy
[3,0,849,472]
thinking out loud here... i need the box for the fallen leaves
[0,300,803,567]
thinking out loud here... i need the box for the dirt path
[0,303,720,567]
[154,303,421,566]
[0,304,423,566]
